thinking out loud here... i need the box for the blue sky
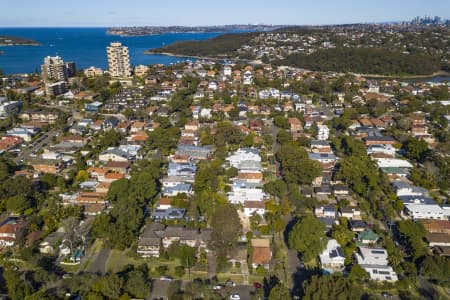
[1,0,449,27]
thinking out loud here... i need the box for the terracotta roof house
[251,238,272,269]
[0,218,26,248]
[420,220,450,235]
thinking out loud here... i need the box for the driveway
[87,248,111,274]
[151,279,171,300]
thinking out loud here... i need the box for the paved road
[221,285,255,300]
[241,259,249,285]
[87,248,111,274]
[318,100,335,120]
[13,128,60,163]
[207,251,217,278]
[151,279,171,300]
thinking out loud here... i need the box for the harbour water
[0,27,223,74]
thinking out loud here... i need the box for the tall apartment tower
[107,42,131,78]
[41,56,68,83]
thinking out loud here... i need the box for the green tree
[420,256,450,283]
[268,282,290,300]
[273,116,290,129]
[348,264,369,280]
[107,178,130,203]
[302,275,363,300]
[3,269,34,300]
[125,269,149,298]
[174,266,185,278]
[397,220,427,261]
[404,137,428,162]
[75,170,89,183]
[6,195,32,214]
[276,142,322,186]
[214,122,243,147]
[263,180,287,199]
[93,273,123,300]
[288,216,326,261]
[209,204,242,256]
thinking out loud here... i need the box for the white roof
[375,159,413,168]
[319,239,345,266]
[356,247,389,266]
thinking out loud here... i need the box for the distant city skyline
[1,0,449,27]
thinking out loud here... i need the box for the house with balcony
[356,247,398,281]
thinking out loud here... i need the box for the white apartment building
[107,42,131,78]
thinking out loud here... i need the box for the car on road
[225,279,236,287]
[381,292,393,298]
[253,282,262,289]
[159,275,173,281]
[229,294,240,300]
[213,284,223,290]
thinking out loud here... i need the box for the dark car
[381,291,393,298]
[225,279,236,287]
[193,278,203,284]
[253,282,262,289]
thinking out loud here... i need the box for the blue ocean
[0,27,222,74]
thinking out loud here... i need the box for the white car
[230,294,241,300]
[159,275,173,281]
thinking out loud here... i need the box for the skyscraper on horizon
[107,42,131,78]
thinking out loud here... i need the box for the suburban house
[157,226,211,250]
[0,218,26,248]
[357,229,379,245]
[244,201,266,217]
[315,206,336,219]
[227,148,261,169]
[400,195,450,220]
[137,223,165,258]
[319,239,346,272]
[425,233,450,248]
[317,125,330,140]
[339,207,361,220]
[251,238,272,269]
[151,208,186,221]
[356,247,398,281]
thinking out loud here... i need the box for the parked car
[225,279,236,287]
[253,282,262,289]
[229,294,240,300]
[213,284,223,290]
[381,292,393,299]
[159,275,173,281]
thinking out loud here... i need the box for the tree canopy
[302,275,364,300]
[288,216,326,261]
[276,142,322,186]
[209,204,242,256]
[275,48,442,75]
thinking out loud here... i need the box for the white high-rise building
[107,42,131,78]
[41,56,68,83]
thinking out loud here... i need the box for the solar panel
[371,250,385,254]
[337,247,345,257]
